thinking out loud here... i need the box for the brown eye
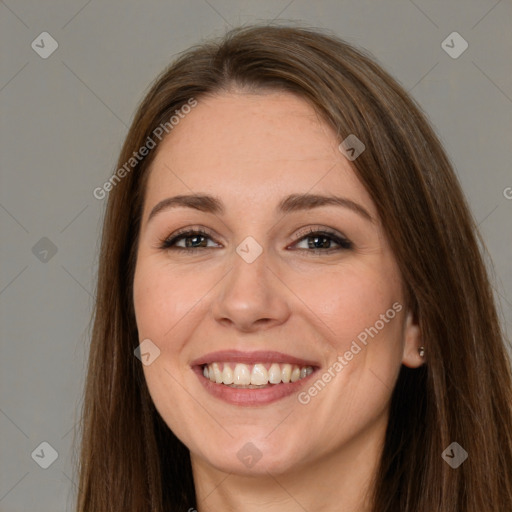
[160,229,220,253]
[291,228,352,253]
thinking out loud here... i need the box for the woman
[75,25,512,511]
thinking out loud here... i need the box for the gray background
[1,1,511,510]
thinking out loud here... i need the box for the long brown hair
[74,24,512,511]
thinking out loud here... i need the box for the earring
[418,346,425,358]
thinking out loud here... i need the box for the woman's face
[133,90,422,476]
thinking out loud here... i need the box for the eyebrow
[147,193,373,223]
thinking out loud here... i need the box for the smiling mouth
[191,350,320,404]
[202,362,315,388]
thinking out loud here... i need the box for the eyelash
[158,226,353,255]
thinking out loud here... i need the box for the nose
[211,249,291,333]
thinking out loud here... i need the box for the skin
[133,90,424,512]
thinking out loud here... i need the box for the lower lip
[193,366,317,406]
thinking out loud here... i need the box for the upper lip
[190,350,320,368]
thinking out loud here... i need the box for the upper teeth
[202,362,314,386]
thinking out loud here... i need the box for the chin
[195,434,307,476]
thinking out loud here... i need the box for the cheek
[294,262,403,349]
[290,265,404,438]
[133,259,209,342]
[133,261,205,444]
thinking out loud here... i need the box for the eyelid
[289,226,352,251]
[158,226,220,249]
[158,225,352,252]
[291,225,347,240]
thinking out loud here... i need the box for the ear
[401,309,424,368]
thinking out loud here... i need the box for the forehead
[143,91,375,218]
